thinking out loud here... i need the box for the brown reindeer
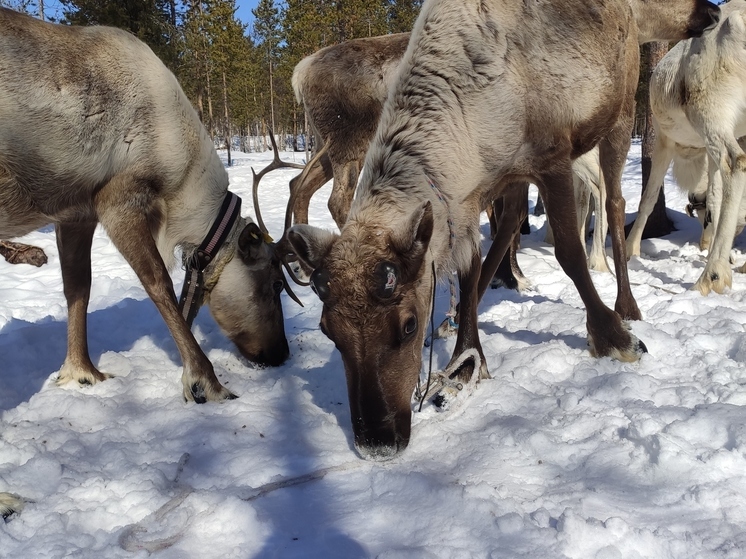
[287,32,528,290]
[0,8,292,402]
[289,33,411,229]
[288,0,720,460]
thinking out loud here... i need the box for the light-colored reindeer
[0,7,298,516]
[626,0,746,294]
[288,0,720,460]
[0,8,292,399]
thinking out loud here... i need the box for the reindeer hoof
[588,321,647,363]
[187,382,237,403]
[432,384,461,410]
[0,493,25,520]
[695,262,732,295]
[57,365,110,387]
[190,383,207,404]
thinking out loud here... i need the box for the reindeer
[287,0,720,460]
[288,33,583,292]
[626,0,746,294]
[288,33,411,230]
[0,9,296,401]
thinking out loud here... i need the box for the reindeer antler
[251,131,305,238]
[283,141,330,232]
[248,131,311,301]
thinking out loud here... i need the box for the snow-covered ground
[2,142,746,558]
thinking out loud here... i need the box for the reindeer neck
[159,141,233,270]
[352,150,479,278]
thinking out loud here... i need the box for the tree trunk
[268,55,276,134]
[222,70,231,167]
[637,42,673,239]
[206,68,214,137]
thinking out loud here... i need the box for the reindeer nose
[353,421,410,461]
[255,341,290,367]
[238,338,289,367]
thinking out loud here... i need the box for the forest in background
[1,0,687,235]
[0,0,423,152]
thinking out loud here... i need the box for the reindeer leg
[442,250,489,386]
[480,185,530,296]
[55,221,111,386]
[288,149,333,226]
[588,168,610,272]
[600,132,642,321]
[539,164,645,362]
[626,133,674,258]
[327,160,361,229]
[695,135,746,295]
[486,200,498,239]
[94,177,234,403]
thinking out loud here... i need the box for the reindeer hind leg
[539,164,645,361]
[56,221,111,387]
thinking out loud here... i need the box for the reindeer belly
[0,169,50,238]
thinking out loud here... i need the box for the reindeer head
[288,202,435,460]
[630,0,720,42]
[205,220,290,367]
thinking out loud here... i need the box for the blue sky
[235,0,260,32]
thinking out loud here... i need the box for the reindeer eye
[403,316,417,338]
[310,268,331,301]
[374,261,399,299]
[272,280,284,294]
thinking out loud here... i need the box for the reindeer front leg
[56,221,109,386]
[94,177,234,403]
[695,137,746,294]
[448,250,489,383]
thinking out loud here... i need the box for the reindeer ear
[391,201,433,279]
[238,222,269,263]
[287,224,339,271]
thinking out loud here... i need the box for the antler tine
[252,130,306,236]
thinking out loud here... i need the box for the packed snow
[2,142,746,558]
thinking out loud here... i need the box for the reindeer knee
[735,154,746,174]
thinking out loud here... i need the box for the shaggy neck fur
[349,1,496,279]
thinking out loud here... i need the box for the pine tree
[252,0,282,145]
[387,0,422,33]
[59,0,180,70]
[0,0,36,16]
[208,0,248,164]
